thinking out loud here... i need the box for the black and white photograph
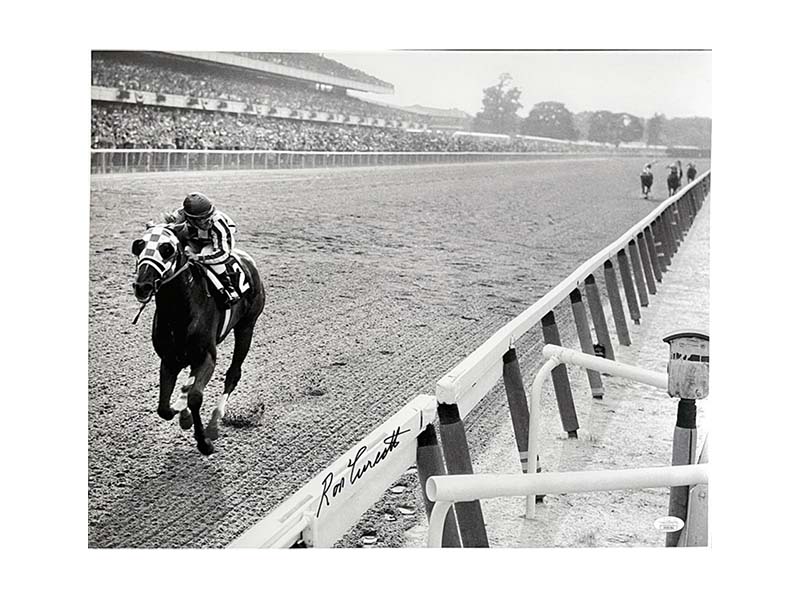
[12,1,800,596]
[88,48,712,550]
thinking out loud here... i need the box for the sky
[325,51,711,119]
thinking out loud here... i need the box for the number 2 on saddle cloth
[191,247,251,308]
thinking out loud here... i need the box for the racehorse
[667,160,683,196]
[640,165,654,199]
[131,225,266,455]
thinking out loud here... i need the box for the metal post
[540,311,579,436]
[628,239,649,308]
[637,232,658,295]
[666,398,697,547]
[654,215,671,268]
[616,250,641,324]
[660,211,677,261]
[569,289,605,398]
[670,204,684,246]
[501,348,543,501]
[674,199,687,237]
[686,191,698,224]
[603,260,631,346]
[679,437,708,547]
[437,403,489,547]
[502,347,533,471]
[644,226,663,280]
[681,196,693,229]
[416,424,461,547]
[662,330,709,547]
[584,274,616,360]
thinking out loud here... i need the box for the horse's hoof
[206,423,219,441]
[179,410,193,430]
[157,407,175,421]
[198,439,215,456]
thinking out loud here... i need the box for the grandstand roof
[161,51,394,95]
[402,104,472,119]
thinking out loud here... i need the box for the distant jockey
[666,161,683,196]
[640,162,654,199]
[686,162,697,182]
[163,192,241,307]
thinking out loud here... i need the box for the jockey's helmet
[183,192,215,228]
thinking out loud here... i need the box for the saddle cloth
[200,250,253,304]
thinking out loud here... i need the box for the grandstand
[90,52,673,156]
[402,104,473,131]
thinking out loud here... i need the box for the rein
[131,259,192,325]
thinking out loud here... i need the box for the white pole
[427,500,455,549]
[429,464,709,504]
[542,345,667,390]
[526,357,559,518]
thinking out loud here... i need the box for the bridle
[132,229,192,324]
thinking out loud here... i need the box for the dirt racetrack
[88,156,709,548]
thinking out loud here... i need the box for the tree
[587,111,617,143]
[587,111,644,144]
[472,73,523,134]
[618,113,644,143]
[521,101,579,140]
[646,113,665,146]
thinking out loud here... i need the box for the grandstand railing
[90,148,659,175]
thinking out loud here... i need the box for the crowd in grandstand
[91,52,652,156]
[91,104,559,153]
[92,53,418,124]
[232,52,389,89]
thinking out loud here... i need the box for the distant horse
[640,165,654,199]
[667,160,683,196]
[686,162,697,182]
[131,225,265,455]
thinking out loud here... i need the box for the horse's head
[131,225,183,303]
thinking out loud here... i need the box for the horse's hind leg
[187,353,217,455]
[208,324,255,440]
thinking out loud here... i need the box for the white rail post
[526,356,559,518]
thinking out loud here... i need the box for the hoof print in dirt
[222,400,265,429]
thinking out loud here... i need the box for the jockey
[165,192,241,307]
[686,162,698,182]
[640,163,654,198]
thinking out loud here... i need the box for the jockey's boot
[216,271,240,307]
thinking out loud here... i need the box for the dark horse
[131,225,265,455]
[667,160,683,196]
[640,167,654,199]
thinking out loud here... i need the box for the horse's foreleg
[208,324,255,440]
[187,353,217,455]
[157,362,180,421]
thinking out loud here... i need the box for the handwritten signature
[316,426,411,518]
